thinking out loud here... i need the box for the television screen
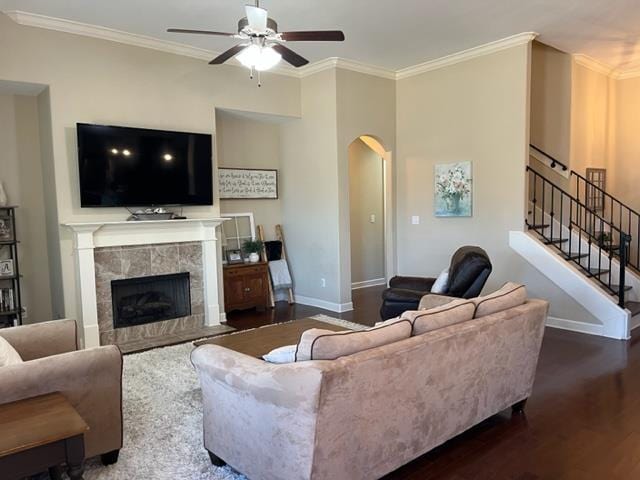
[77,123,213,207]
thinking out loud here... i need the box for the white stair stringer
[528,202,640,303]
[510,231,631,340]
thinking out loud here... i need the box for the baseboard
[546,316,605,336]
[351,278,387,290]
[294,295,354,313]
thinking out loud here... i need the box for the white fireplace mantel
[63,218,228,348]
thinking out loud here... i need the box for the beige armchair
[0,319,123,464]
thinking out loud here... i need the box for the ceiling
[2,0,640,72]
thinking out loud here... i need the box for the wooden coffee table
[194,318,350,358]
[0,393,89,480]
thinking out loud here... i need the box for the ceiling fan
[168,0,345,83]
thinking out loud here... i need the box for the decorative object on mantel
[0,182,7,207]
[127,207,179,221]
[219,168,278,199]
[435,161,472,217]
[242,239,264,263]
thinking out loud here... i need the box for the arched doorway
[348,135,392,292]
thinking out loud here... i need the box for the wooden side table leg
[65,435,85,480]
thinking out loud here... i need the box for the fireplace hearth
[112,272,191,328]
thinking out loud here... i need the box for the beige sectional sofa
[192,286,548,480]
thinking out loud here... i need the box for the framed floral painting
[434,161,472,217]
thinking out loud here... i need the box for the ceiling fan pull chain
[249,65,254,79]
[258,70,262,88]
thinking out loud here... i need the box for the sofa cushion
[401,298,475,335]
[430,268,449,294]
[473,282,527,318]
[0,335,22,367]
[418,294,460,310]
[295,318,412,361]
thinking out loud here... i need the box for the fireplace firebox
[111,273,191,328]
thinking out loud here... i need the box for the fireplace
[111,272,191,328]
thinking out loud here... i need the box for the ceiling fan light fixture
[237,44,282,71]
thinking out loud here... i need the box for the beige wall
[0,13,301,333]
[530,42,573,163]
[349,139,384,284]
[0,94,54,323]
[216,110,284,239]
[279,70,341,304]
[336,68,396,305]
[610,76,640,212]
[396,45,531,291]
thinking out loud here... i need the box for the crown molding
[396,32,538,80]
[3,10,300,78]
[297,57,396,80]
[573,54,614,76]
[4,11,543,82]
[573,53,640,80]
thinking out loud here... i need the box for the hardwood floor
[227,286,640,479]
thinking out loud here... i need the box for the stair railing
[528,167,631,307]
[572,170,640,273]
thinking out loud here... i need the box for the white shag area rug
[82,315,366,480]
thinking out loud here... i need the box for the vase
[249,252,260,263]
[0,182,7,207]
[445,194,461,214]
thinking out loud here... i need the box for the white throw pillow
[430,268,449,294]
[0,336,22,367]
[262,344,297,364]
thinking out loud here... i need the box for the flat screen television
[77,123,213,207]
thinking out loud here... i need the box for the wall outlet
[411,215,420,225]
[320,278,326,288]
[370,214,376,223]
[22,306,27,319]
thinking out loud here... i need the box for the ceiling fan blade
[209,44,246,65]
[271,44,309,68]
[167,28,235,37]
[245,5,268,33]
[280,30,345,42]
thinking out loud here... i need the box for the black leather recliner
[380,246,492,320]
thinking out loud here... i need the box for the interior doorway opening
[348,136,387,292]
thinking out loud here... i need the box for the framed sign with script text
[219,168,278,199]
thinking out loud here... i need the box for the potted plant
[242,239,264,263]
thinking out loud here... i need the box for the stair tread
[544,238,569,245]
[625,301,640,317]
[609,284,633,295]
[560,252,590,260]
[588,268,610,277]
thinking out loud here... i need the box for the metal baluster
[550,184,555,244]
[619,233,628,308]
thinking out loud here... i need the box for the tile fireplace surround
[64,218,226,348]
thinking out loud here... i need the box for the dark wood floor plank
[226,285,640,479]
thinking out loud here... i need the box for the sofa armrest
[191,344,326,479]
[418,294,461,310]
[0,319,77,361]
[0,345,123,459]
[382,288,426,302]
[388,275,436,292]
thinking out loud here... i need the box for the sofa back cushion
[401,298,476,335]
[473,282,527,318]
[295,318,412,361]
[0,335,22,367]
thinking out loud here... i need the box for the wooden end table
[0,392,89,480]
[194,318,349,358]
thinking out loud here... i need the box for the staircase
[512,147,640,339]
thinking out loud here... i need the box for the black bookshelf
[0,206,22,328]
